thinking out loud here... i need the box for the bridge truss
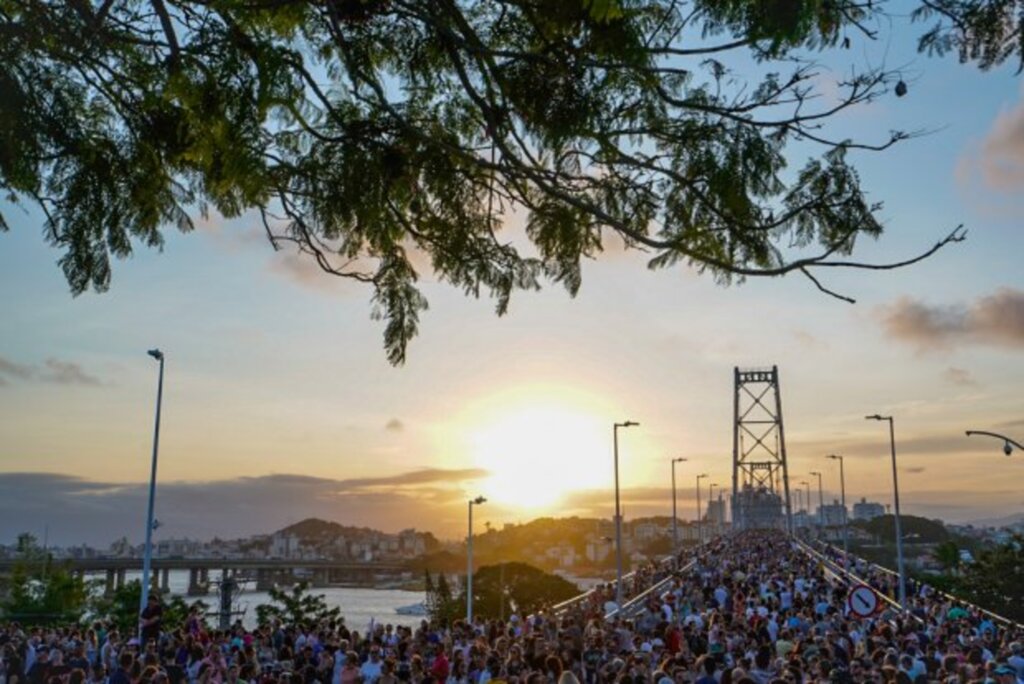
[731,366,793,532]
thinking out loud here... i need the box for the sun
[463,388,612,511]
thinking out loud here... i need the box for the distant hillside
[853,515,949,544]
[275,517,440,550]
[966,512,1024,529]
[277,518,378,539]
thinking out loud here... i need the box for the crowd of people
[1,531,1021,684]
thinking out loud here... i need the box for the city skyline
[2,22,1023,545]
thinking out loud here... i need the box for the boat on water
[395,602,427,616]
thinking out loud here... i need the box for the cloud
[335,468,488,490]
[384,418,404,432]
[266,249,358,295]
[0,356,34,385]
[905,466,927,474]
[42,359,100,385]
[789,434,975,460]
[792,330,828,350]
[0,355,101,387]
[879,289,1024,351]
[0,468,493,546]
[943,367,978,387]
[973,89,1024,191]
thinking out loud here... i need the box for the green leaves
[255,581,342,626]
[1,0,973,363]
[583,0,625,23]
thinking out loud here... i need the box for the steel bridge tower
[731,366,793,532]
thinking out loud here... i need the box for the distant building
[707,498,726,525]
[792,510,813,528]
[269,532,301,559]
[734,485,784,529]
[109,537,136,558]
[585,537,612,563]
[156,538,200,557]
[633,522,663,542]
[819,500,848,526]
[852,498,885,521]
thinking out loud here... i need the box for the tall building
[707,498,726,525]
[819,500,848,526]
[852,498,885,521]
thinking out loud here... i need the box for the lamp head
[471,496,487,505]
[147,349,164,361]
[810,471,820,476]
[621,420,638,427]
[1005,442,1014,457]
[698,473,708,478]
[865,414,889,421]
[826,454,841,461]
[673,457,687,463]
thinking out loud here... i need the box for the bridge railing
[548,539,711,621]
[791,536,916,622]
[802,537,1022,630]
[606,558,699,621]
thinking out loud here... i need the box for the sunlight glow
[463,388,612,511]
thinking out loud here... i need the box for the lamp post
[696,473,708,545]
[810,471,825,528]
[801,480,811,514]
[467,495,486,624]
[708,483,719,539]
[671,458,687,555]
[139,349,164,636]
[826,454,848,578]
[613,420,638,608]
[965,430,1023,455]
[867,414,907,610]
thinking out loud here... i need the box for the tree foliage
[959,534,1024,621]
[87,579,208,634]
[462,562,579,619]
[934,540,962,576]
[3,0,1002,362]
[913,1,1024,73]
[0,535,88,624]
[854,514,950,544]
[424,571,460,625]
[254,581,341,625]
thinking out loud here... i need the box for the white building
[852,498,885,521]
[819,500,848,526]
[269,532,302,558]
[585,537,612,563]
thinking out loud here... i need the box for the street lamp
[139,349,164,637]
[801,481,811,515]
[867,414,907,610]
[695,474,708,545]
[965,430,1023,456]
[671,458,687,556]
[708,483,719,539]
[612,420,638,608]
[467,495,486,624]
[826,454,848,578]
[809,471,825,528]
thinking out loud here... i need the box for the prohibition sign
[847,584,880,617]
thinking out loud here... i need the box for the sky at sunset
[2,25,1023,546]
